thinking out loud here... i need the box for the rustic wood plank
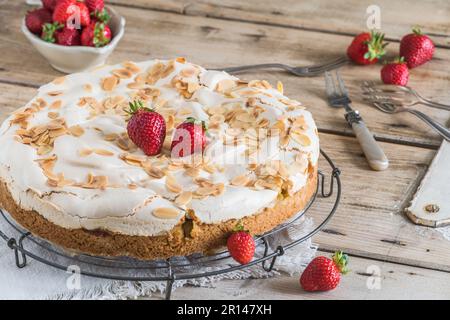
[1,81,450,271]
[1,2,449,147]
[148,254,450,300]
[110,0,450,48]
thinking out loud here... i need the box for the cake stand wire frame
[0,149,341,300]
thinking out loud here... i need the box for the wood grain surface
[1,0,450,299]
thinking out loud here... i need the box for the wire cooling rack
[0,149,341,300]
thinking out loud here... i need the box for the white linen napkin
[0,211,317,300]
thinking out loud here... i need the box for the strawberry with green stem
[227,223,255,265]
[170,117,207,158]
[126,100,166,156]
[400,27,435,69]
[347,31,388,65]
[81,21,112,47]
[300,251,349,292]
[381,57,409,86]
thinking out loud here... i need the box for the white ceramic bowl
[21,6,125,73]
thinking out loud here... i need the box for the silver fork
[216,56,348,77]
[372,102,450,141]
[325,71,389,171]
[361,81,450,111]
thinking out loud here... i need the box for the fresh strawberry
[126,100,166,156]
[53,0,91,28]
[55,26,81,46]
[170,117,207,158]
[81,22,112,47]
[91,8,111,23]
[381,57,409,86]
[85,0,104,13]
[41,22,63,43]
[25,8,53,35]
[347,31,388,65]
[400,27,435,69]
[42,0,59,12]
[227,225,255,265]
[300,251,349,292]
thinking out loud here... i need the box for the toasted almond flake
[292,116,307,129]
[231,174,250,186]
[153,207,179,219]
[94,149,114,156]
[213,183,225,196]
[68,125,85,137]
[187,82,200,93]
[127,82,145,89]
[37,145,52,155]
[79,148,93,157]
[280,135,290,147]
[202,163,216,174]
[165,174,182,194]
[235,112,255,123]
[47,90,63,96]
[48,112,59,119]
[207,106,227,115]
[103,133,118,141]
[176,57,186,64]
[123,61,141,73]
[290,131,312,146]
[101,76,119,91]
[184,167,200,177]
[178,107,192,116]
[116,138,130,150]
[49,100,62,109]
[175,191,192,206]
[216,79,236,93]
[83,84,93,92]
[195,186,215,196]
[128,183,138,190]
[52,76,66,85]
[112,68,133,79]
[48,127,67,138]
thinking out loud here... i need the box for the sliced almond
[165,174,182,194]
[94,149,114,156]
[231,174,249,186]
[128,183,138,190]
[50,100,62,109]
[48,112,59,119]
[112,68,133,79]
[68,125,85,137]
[37,145,52,155]
[103,133,119,141]
[78,148,93,157]
[290,130,312,146]
[83,84,93,93]
[47,90,63,96]
[175,191,192,206]
[101,76,119,91]
[216,79,236,93]
[152,207,180,219]
[122,61,141,73]
[195,186,215,196]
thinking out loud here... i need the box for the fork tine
[324,71,336,98]
[307,57,348,72]
[336,71,349,97]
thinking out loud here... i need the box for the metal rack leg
[165,260,175,300]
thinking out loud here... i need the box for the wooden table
[1,0,450,299]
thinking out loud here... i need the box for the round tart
[0,59,319,260]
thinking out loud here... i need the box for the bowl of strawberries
[22,0,125,73]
